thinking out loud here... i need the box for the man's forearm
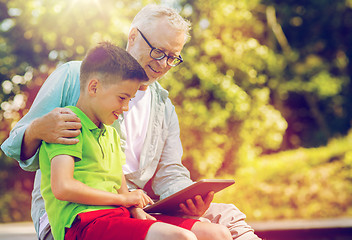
[21,119,42,161]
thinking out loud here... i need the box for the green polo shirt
[39,106,125,240]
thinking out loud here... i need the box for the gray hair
[130,4,191,43]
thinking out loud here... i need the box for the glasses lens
[150,48,182,67]
[168,57,182,67]
[150,48,165,60]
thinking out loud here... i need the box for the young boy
[39,42,232,240]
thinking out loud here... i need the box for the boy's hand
[179,191,214,216]
[32,108,82,144]
[129,207,156,220]
[120,190,154,208]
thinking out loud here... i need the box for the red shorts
[65,207,198,240]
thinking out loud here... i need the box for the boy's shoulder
[65,106,90,124]
[66,106,119,139]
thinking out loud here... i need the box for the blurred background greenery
[0,0,351,223]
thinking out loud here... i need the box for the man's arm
[179,192,214,216]
[21,108,81,160]
[1,61,82,171]
[152,99,213,216]
[51,154,152,208]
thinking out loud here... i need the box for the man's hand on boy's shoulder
[179,191,214,217]
[32,107,82,144]
[21,108,82,160]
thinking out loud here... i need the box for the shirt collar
[66,106,106,135]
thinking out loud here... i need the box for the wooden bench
[249,218,352,240]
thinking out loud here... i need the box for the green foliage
[0,153,33,222]
[164,0,288,177]
[0,0,155,125]
[0,0,155,223]
[1,0,352,222]
[216,131,352,220]
[0,190,32,222]
[263,0,352,147]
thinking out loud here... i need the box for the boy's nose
[122,104,129,112]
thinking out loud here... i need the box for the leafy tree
[262,0,352,148]
[163,0,287,178]
[0,0,154,222]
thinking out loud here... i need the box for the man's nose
[157,57,168,68]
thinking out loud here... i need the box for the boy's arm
[51,154,152,208]
[117,173,154,208]
[118,174,156,220]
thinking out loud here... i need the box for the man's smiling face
[127,18,186,85]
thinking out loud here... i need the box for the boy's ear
[128,28,138,47]
[87,79,99,96]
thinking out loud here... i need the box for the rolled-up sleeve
[1,123,38,171]
[151,98,194,200]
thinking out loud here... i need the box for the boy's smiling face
[87,78,140,127]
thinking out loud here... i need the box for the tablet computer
[144,179,235,214]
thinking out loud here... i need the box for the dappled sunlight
[68,0,102,11]
[1,0,352,223]
[214,131,352,220]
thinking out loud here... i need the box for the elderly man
[1,4,260,240]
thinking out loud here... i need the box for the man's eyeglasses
[137,29,183,67]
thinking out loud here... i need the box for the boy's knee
[205,224,232,240]
[174,229,197,240]
[146,222,197,240]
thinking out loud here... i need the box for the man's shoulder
[50,61,82,83]
[55,61,82,75]
[149,83,177,121]
[150,82,169,101]
[62,60,82,68]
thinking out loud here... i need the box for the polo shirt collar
[66,106,106,135]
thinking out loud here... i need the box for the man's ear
[128,28,138,48]
[87,79,99,96]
